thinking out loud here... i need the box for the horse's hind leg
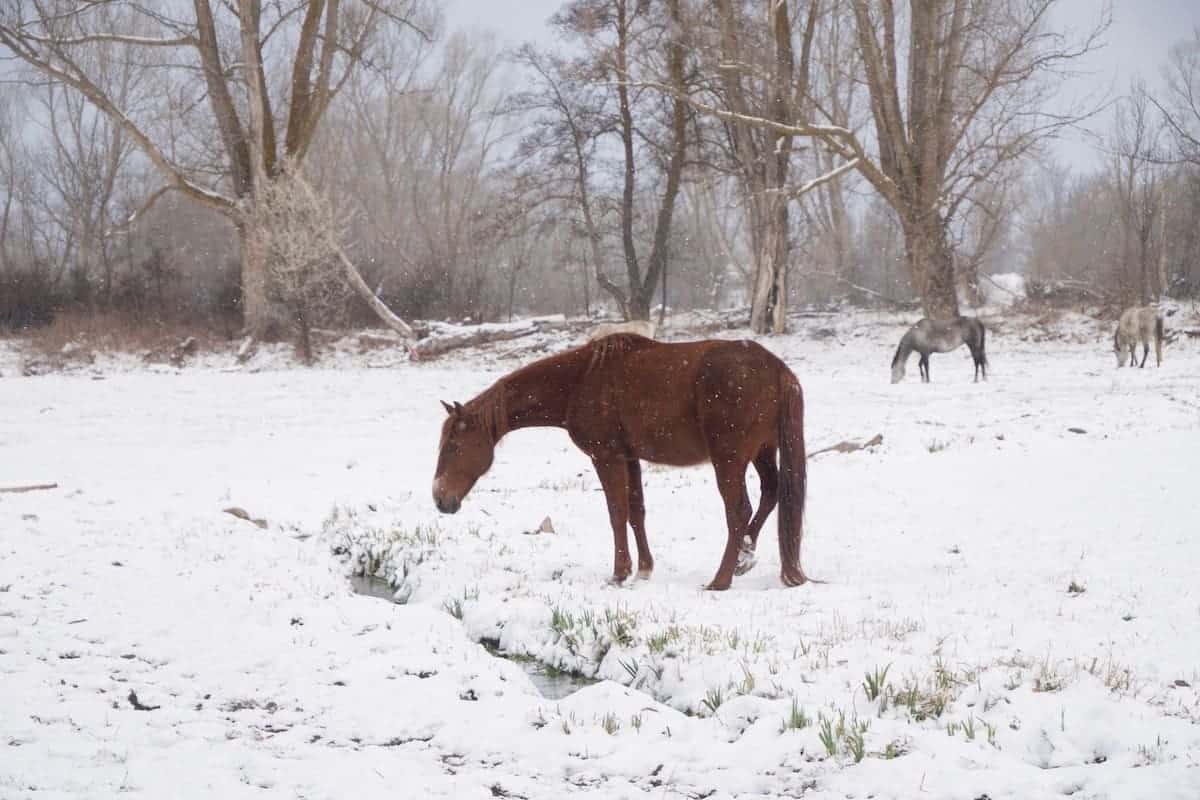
[707,457,753,591]
[626,459,654,579]
[919,354,930,383]
[1140,342,1149,368]
[735,447,778,576]
[591,455,634,584]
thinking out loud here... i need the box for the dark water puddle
[480,639,596,701]
[350,574,402,603]
[350,575,595,700]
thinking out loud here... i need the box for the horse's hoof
[636,567,653,580]
[704,580,732,591]
[733,551,757,576]
[608,573,631,586]
[780,571,809,588]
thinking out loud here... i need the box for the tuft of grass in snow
[817,709,868,763]
[701,686,725,715]
[443,586,479,621]
[863,664,891,702]
[324,506,442,593]
[781,697,811,732]
[1033,656,1066,693]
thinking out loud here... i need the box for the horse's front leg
[1140,343,1149,368]
[626,459,654,579]
[591,455,634,584]
[707,457,753,591]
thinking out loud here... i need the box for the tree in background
[0,0,428,339]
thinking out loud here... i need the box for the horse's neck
[492,349,586,434]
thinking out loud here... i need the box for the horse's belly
[631,433,708,466]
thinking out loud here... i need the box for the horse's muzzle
[432,477,461,514]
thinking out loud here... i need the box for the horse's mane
[466,380,510,443]
[586,333,654,374]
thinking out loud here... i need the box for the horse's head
[432,400,495,514]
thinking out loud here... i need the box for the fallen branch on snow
[223,507,268,529]
[0,483,59,494]
[410,316,570,360]
[808,433,883,458]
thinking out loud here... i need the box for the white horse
[586,319,658,342]
[1113,306,1164,368]
[891,317,988,383]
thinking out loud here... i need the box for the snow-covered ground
[2,310,1199,799]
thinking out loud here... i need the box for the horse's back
[575,337,790,464]
[1118,306,1160,339]
[912,317,979,352]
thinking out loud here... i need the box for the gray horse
[891,317,988,383]
[1113,306,1164,368]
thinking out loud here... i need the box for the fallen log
[410,316,569,360]
[0,483,58,494]
[808,433,883,458]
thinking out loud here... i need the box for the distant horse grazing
[587,319,658,342]
[432,334,810,590]
[1113,306,1164,368]
[891,317,988,383]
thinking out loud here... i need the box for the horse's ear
[453,401,465,413]
[441,400,455,415]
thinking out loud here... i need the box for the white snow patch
[2,310,1200,798]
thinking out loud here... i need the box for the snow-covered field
[2,310,1199,799]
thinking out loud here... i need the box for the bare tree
[702,0,823,332]
[672,1,1107,319]
[0,0,428,338]
[32,47,142,304]
[823,0,1110,318]
[514,0,693,322]
[1109,82,1168,303]
[1157,27,1200,167]
[252,164,350,363]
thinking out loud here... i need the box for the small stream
[350,574,594,700]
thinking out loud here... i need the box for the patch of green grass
[815,709,868,762]
[863,664,891,702]
[781,697,811,732]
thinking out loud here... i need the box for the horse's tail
[1155,314,1164,365]
[891,334,906,368]
[777,370,808,587]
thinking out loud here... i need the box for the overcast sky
[443,0,1200,172]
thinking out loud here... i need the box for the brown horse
[431,334,810,590]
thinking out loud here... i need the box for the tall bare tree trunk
[235,220,275,336]
[901,212,959,319]
[749,196,790,332]
[1157,193,1169,299]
